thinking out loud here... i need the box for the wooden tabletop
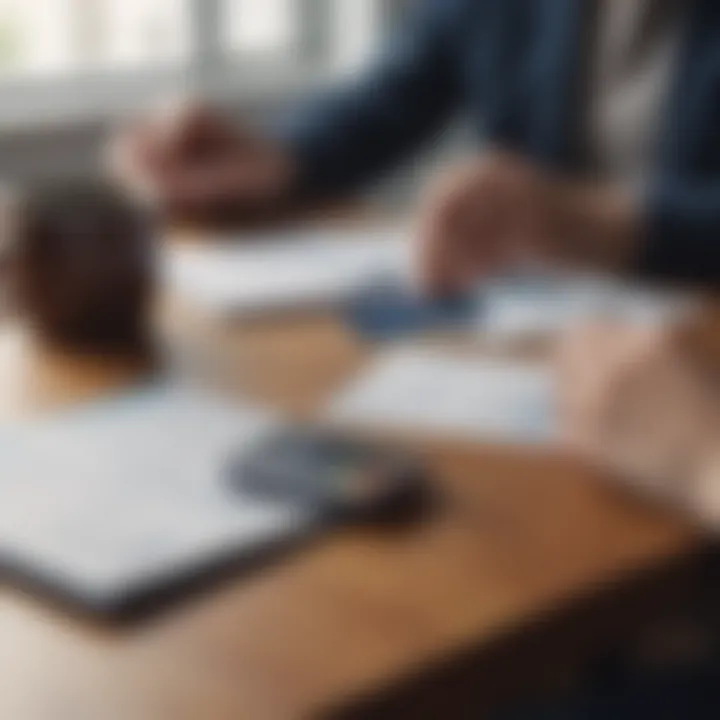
[0,274,711,719]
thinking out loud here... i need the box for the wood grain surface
[0,271,713,720]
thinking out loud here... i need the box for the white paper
[165,226,410,315]
[0,384,306,602]
[480,274,697,339]
[166,226,693,335]
[327,348,557,444]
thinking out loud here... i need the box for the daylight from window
[0,0,303,78]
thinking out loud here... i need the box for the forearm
[278,0,465,199]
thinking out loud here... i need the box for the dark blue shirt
[283,0,720,284]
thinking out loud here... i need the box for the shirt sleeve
[638,178,720,286]
[277,0,469,199]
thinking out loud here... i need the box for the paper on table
[480,274,697,339]
[327,348,557,444]
[0,383,307,605]
[166,226,693,335]
[164,226,411,316]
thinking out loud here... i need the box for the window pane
[224,0,300,58]
[98,0,191,69]
[0,0,190,78]
[331,0,383,74]
[0,0,76,77]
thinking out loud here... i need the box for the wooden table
[0,271,711,719]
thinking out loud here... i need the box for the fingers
[694,459,720,528]
[108,97,297,221]
[106,117,165,203]
[153,142,294,218]
[556,323,620,454]
[109,99,232,194]
[416,196,470,296]
[416,159,514,296]
[155,162,254,213]
[555,323,657,453]
[555,322,717,508]
[148,98,234,163]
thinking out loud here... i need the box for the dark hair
[12,179,157,351]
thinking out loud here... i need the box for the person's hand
[417,152,638,295]
[556,321,720,525]
[108,100,297,223]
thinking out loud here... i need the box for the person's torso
[452,0,720,183]
[582,0,686,189]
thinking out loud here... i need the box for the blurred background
[0,0,451,203]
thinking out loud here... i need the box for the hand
[556,321,720,524]
[108,100,297,223]
[417,152,638,295]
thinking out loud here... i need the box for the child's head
[11,180,156,351]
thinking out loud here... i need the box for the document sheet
[327,348,557,444]
[0,384,308,608]
[165,226,410,315]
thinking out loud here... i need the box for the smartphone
[227,427,433,524]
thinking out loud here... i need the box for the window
[98,0,192,69]
[0,0,393,125]
[225,0,300,60]
[0,0,77,77]
[0,0,191,77]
